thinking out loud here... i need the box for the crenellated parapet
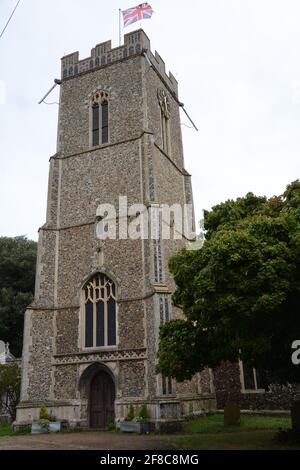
[61,29,178,94]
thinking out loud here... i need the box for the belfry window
[161,110,169,153]
[158,89,171,154]
[102,100,109,144]
[92,103,100,146]
[83,273,117,349]
[91,91,109,146]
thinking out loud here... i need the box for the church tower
[16,30,216,430]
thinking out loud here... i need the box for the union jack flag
[122,3,154,28]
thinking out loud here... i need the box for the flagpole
[119,9,122,46]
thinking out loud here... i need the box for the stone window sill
[90,143,110,151]
[81,346,118,353]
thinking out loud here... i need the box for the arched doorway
[89,370,115,429]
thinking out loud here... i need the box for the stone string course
[53,349,147,366]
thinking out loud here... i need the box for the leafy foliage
[157,181,300,384]
[291,401,300,435]
[0,236,37,356]
[138,404,149,421]
[126,404,135,421]
[0,362,21,421]
[39,405,50,421]
[37,419,50,431]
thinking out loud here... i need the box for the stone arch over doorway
[79,363,116,429]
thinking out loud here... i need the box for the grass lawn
[0,424,14,437]
[183,414,291,434]
[0,424,30,437]
[172,414,300,450]
[172,430,300,450]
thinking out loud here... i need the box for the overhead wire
[0,0,21,41]
[42,100,59,106]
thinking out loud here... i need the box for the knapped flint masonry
[16,30,216,430]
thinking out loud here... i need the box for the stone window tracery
[83,273,117,349]
[159,295,170,326]
[158,89,171,154]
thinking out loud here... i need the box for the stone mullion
[93,279,97,348]
[166,117,171,156]
[104,285,108,347]
[253,368,258,391]
[161,110,165,150]
[82,298,86,350]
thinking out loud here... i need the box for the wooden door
[90,371,115,429]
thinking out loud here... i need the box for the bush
[39,405,50,421]
[107,417,116,432]
[291,400,300,435]
[276,428,300,445]
[126,404,135,422]
[37,419,50,432]
[0,363,21,422]
[138,404,149,421]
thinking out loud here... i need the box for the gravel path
[0,432,176,450]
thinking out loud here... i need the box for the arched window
[83,273,117,349]
[101,99,109,144]
[92,103,100,147]
[158,89,171,155]
[91,91,109,147]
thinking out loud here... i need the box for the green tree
[157,181,300,386]
[0,362,21,421]
[0,236,37,356]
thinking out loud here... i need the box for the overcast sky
[0,0,299,241]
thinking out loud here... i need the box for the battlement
[61,29,178,95]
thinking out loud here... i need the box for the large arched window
[83,274,117,349]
